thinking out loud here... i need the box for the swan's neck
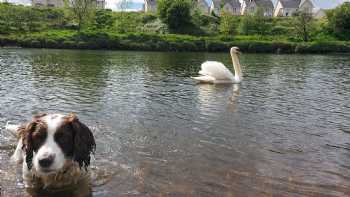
[231,52,243,80]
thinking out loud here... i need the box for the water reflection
[196,83,241,115]
[0,49,350,196]
[25,178,92,197]
[30,50,111,114]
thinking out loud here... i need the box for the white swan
[192,47,243,84]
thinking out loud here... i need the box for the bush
[30,40,42,48]
[326,3,350,40]
[0,3,70,33]
[219,13,239,36]
[62,40,76,48]
[141,14,157,23]
[270,25,291,35]
[115,12,143,33]
[45,39,59,48]
[206,40,229,52]
[304,41,350,53]
[0,35,16,46]
[77,41,88,49]
[1,29,349,54]
[157,0,192,32]
[239,9,271,35]
[92,9,114,30]
[142,19,169,34]
[292,11,314,42]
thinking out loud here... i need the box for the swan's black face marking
[230,47,242,57]
[231,47,240,54]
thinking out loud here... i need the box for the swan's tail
[191,75,215,83]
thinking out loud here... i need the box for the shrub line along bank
[1,31,349,54]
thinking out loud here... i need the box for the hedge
[1,30,349,53]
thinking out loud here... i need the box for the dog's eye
[55,131,72,143]
[54,129,74,156]
[32,130,47,151]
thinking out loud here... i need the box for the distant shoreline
[1,32,350,54]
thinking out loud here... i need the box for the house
[145,0,157,12]
[299,0,314,14]
[32,0,64,7]
[222,0,241,15]
[95,0,105,9]
[197,0,210,15]
[313,8,326,19]
[210,0,241,16]
[242,0,274,16]
[274,0,314,17]
[31,0,105,8]
[210,0,221,15]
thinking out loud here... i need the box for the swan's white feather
[200,61,235,81]
[191,75,215,83]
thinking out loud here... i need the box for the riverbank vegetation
[0,1,349,53]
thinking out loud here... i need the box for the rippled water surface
[0,49,349,196]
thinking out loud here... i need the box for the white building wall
[299,0,314,14]
[274,1,283,16]
[32,0,64,7]
[197,0,210,14]
[274,0,303,17]
[222,3,241,15]
[210,1,220,15]
[145,0,157,12]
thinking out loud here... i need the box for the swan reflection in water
[228,84,240,112]
[196,83,241,114]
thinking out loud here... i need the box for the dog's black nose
[39,155,55,168]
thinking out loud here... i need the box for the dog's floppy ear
[20,122,37,170]
[21,113,47,170]
[67,113,96,169]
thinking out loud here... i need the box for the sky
[4,0,349,10]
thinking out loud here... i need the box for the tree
[0,3,14,33]
[45,8,68,28]
[0,4,45,33]
[239,8,270,35]
[157,0,192,31]
[23,8,44,32]
[326,3,350,40]
[219,12,238,35]
[70,0,95,31]
[93,9,114,30]
[292,11,314,42]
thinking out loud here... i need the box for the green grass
[1,30,349,53]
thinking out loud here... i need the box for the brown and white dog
[6,113,95,194]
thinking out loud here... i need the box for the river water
[0,49,349,196]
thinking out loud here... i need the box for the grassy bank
[1,2,349,54]
[1,30,349,54]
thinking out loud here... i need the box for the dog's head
[19,113,96,175]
